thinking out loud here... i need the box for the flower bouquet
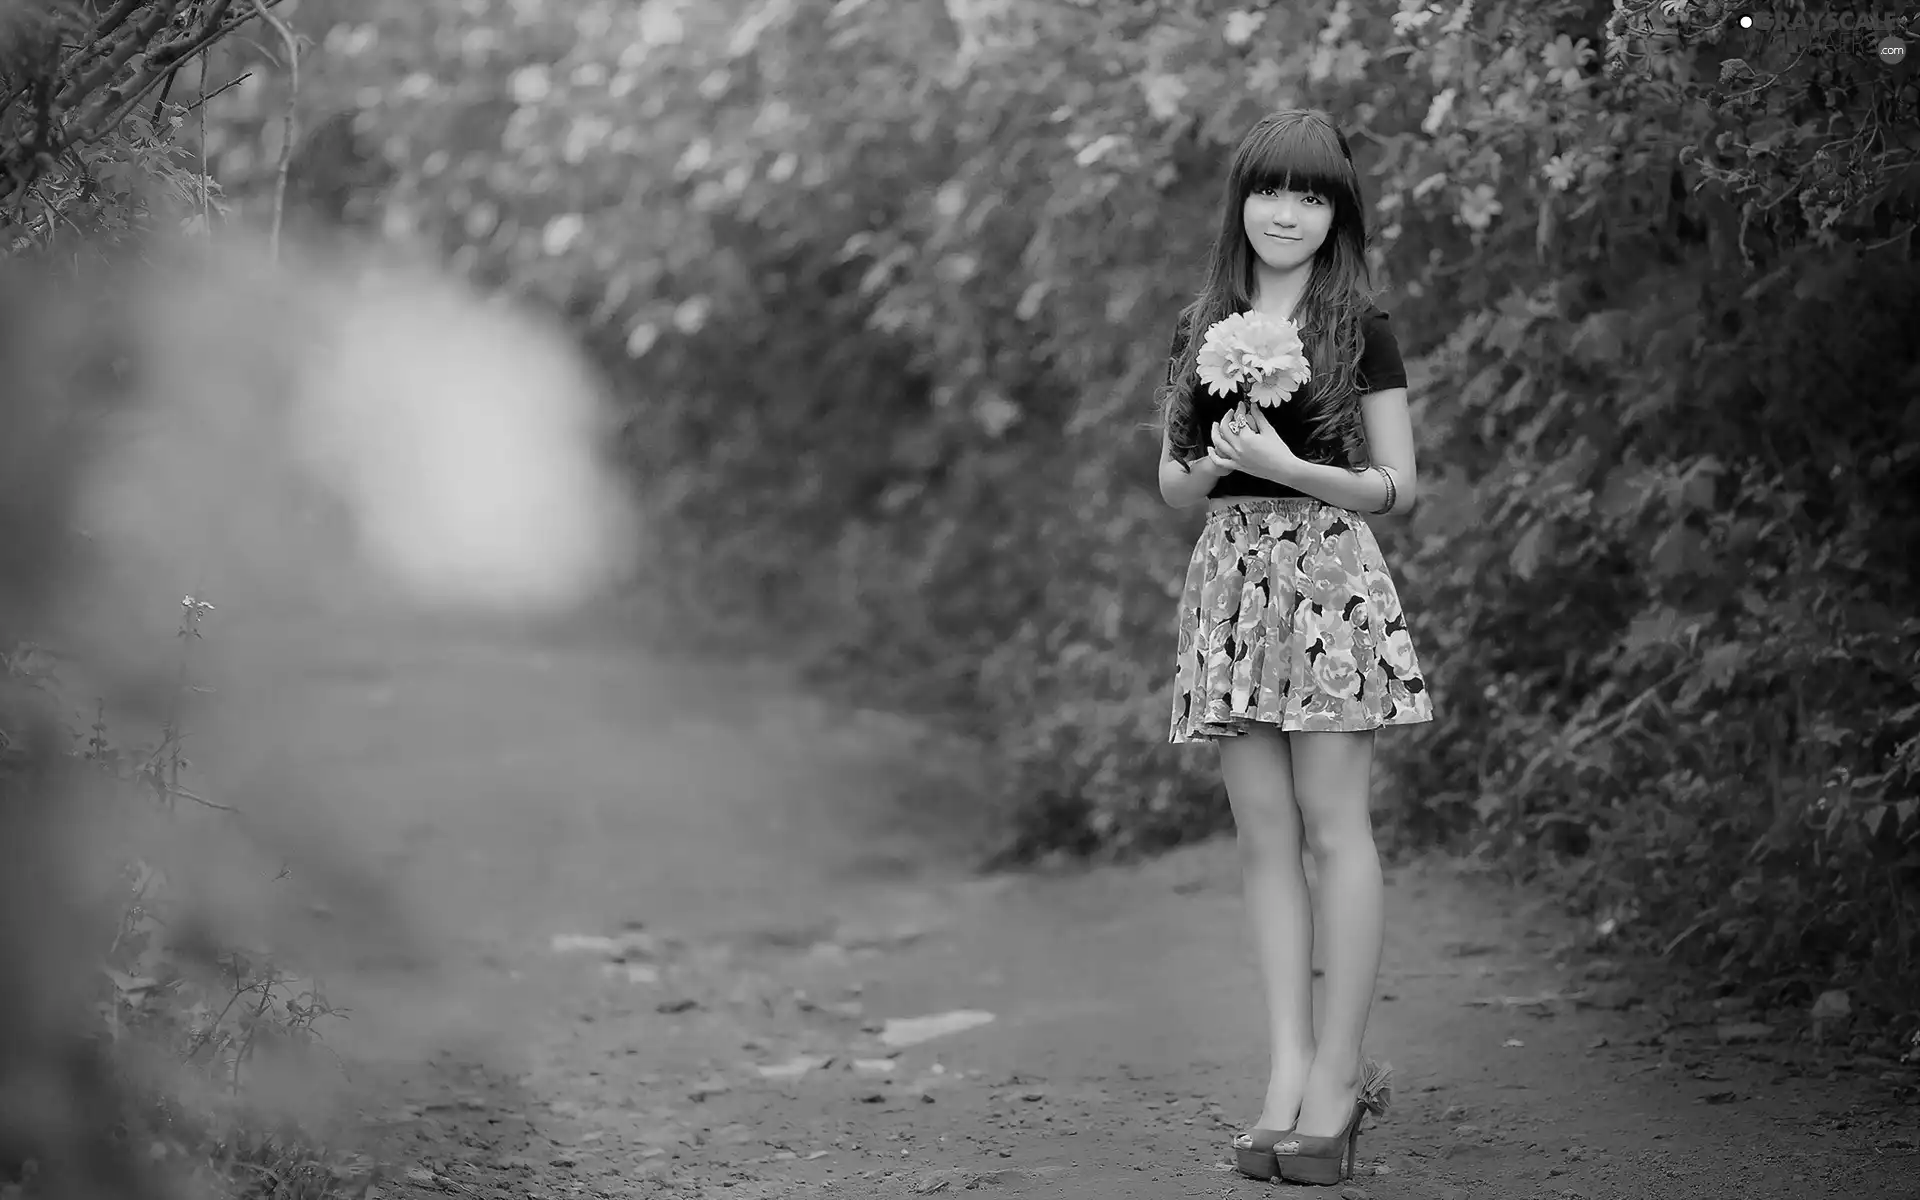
[1196,311,1311,431]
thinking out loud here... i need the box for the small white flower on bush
[1457,183,1503,231]
[542,212,584,256]
[672,295,712,334]
[1223,10,1265,47]
[1139,73,1188,122]
[509,64,550,105]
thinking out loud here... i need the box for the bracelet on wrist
[1370,465,1397,515]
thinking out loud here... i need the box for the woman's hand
[1209,402,1302,484]
[1193,446,1234,477]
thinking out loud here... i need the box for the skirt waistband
[1206,495,1327,513]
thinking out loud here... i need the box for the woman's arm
[1159,428,1229,509]
[1267,387,1419,515]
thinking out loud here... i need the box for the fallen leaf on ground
[757,1054,833,1080]
[552,930,657,961]
[879,1010,996,1048]
[1467,991,1579,1011]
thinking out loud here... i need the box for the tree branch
[54,0,180,112]
[0,0,278,210]
[247,0,296,260]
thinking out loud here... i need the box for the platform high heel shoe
[1230,1125,1293,1181]
[1271,1058,1392,1186]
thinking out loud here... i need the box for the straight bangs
[1239,117,1359,218]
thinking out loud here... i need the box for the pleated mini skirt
[1169,496,1434,742]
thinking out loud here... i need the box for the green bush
[248,0,1918,1034]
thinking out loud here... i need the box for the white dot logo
[1880,36,1908,66]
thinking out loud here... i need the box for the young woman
[1156,109,1434,1186]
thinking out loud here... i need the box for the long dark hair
[1157,109,1376,466]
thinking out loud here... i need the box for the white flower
[1140,73,1189,122]
[542,212,584,256]
[1194,311,1313,406]
[510,65,551,105]
[1223,10,1266,47]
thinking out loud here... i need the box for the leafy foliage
[0,1,302,250]
[4,607,362,1198]
[63,603,347,1088]
[227,0,1919,1039]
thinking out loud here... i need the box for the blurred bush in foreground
[1,221,643,1196]
[4,4,639,1175]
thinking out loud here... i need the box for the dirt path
[225,612,1917,1200]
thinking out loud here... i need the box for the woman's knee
[1234,794,1303,858]
[1297,797,1375,862]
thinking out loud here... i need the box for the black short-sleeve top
[1165,306,1408,500]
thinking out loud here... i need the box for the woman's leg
[1218,727,1316,1130]
[1288,729,1384,1139]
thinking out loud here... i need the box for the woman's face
[1243,184,1334,273]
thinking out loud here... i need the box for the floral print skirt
[1169,497,1434,742]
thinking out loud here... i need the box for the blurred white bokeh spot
[287,259,637,614]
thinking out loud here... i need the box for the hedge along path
[247,607,1919,1200]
